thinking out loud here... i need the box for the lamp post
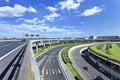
[43,29,46,48]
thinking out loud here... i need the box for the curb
[58,48,75,80]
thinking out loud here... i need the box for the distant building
[89,36,119,40]
[89,36,97,40]
[97,36,119,40]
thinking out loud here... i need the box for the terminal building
[89,36,120,40]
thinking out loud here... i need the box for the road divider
[17,41,40,80]
[58,47,75,80]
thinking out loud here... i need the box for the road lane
[0,41,27,79]
[0,41,26,58]
[70,46,110,80]
[36,45,67,80]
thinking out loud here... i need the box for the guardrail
[17,41,40,80]
[88,49,120,79]
[0,43,27,80]
[58,49,75,80]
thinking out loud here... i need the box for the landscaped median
[61,46,83,80]
[88,43,120,63]
[33,44,61,57]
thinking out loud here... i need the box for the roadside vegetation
[34,44,61,57]
[89,43,120,63]
[62,46,83,80]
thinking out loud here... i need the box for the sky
[0,0,120,38]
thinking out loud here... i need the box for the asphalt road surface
[0,41,27,79]
[70,46,110,80]
[36,45,67,80]
[0,41,26,58]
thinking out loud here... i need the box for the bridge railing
[17,41,40,80]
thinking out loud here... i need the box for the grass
[116,43,120,47]
[34,44,61,57]
[62,46,83,80]
[89,43,120,63]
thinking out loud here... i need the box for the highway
[36,45,67,80]
[0,41,27,80]
[70,46,110,80]
[0,41,26,58]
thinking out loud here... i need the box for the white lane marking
[46,69,48,75]
[0,43,26,60]
[0,44,11,48]
[58,68,61,74]
[55,68,58,75]
[52,68,54,74]
[41,70,44,75]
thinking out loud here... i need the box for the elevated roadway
[36,45,67,80]
[69,45,110,80]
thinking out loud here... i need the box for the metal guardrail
[0,43,27,80]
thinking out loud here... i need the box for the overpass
[0,39,62,80]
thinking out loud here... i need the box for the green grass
[34,44,61,57]
[62,46,72,64]
[62,46,83,80]
[89,43,120,63]
[116,43,120,48]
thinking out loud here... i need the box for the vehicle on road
[99,67,105,72]
[94,76,104,80]
[83,66,88,71]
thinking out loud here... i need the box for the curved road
[69,45,110,80]
[36,45,67,80]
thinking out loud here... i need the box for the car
[83,66,88,71]
[99,67,104,72]
[94,76,104,80]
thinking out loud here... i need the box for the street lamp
[43,29,46,48]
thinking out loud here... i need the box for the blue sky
[0,0,120,38]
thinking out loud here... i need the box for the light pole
[43,29,46,48]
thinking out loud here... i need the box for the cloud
[5,0,9,3]
[24,17,39,24]
[44,12,60,21]
[81,6,103,16]
[44,6,60,21]
[59,0,84,11]
[0,22,84,38]
[28,6,37,13]
[0,4,37,17]
[47,6,58,12]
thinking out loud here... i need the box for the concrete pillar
[36,42,39,53]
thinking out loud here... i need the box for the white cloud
[44,6,60,21]
[47,6,58,12]
[24,17,39,24]
[44,12,60,21]
[37,19,46,23]
[28,6,37,13]
[59,0,84,11]
[5,0,9,3]
[81,6,103,16]
[0,4,37,17]
[0,22,85,38]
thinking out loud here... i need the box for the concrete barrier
[58,49,75,80]
[17,41,40,80]
[88,49,120,79]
